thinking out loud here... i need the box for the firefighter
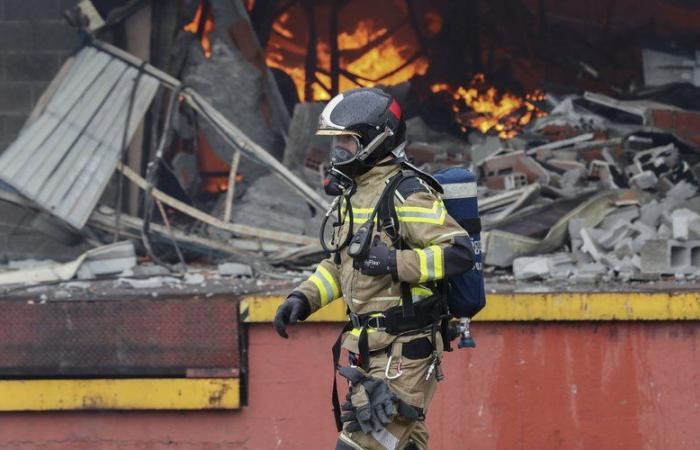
[273,88,475,450]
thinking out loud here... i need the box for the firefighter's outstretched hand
[358,235,397,278]
[273,292,311,338]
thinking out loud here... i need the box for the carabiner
[384,355,403,380]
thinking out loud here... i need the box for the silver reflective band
[441,181,478,200]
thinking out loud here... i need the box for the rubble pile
[468,89,700,282]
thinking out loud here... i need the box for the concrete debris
[217,262,254,277]
[599,206,640,230]
[476,85,700,281]
[0,242,136,286]
[4,37,700,288]
[640,239,700,274]
[513,256,549,280]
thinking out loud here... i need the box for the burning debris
[0,0,699,290]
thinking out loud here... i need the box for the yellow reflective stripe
[411,286,433,298]
[395,200,446,224]
[317,265,340,300]
[395,201,443,213]
[416,248,429,283]
[308,274,330,306]
[431,245,444,279]
[415,246,443,282]
[350,327,378,337]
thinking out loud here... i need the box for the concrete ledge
[240,291,700,322]
[0,378,240,411]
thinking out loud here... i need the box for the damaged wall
[0,0,78,150]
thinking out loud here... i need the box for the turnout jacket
[294,163,475,353]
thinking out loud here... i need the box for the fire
[266,18,428,101]
[432,75,546,139]
[184,1,215,59]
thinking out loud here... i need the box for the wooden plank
[116,163,317,246]
[88,204,288,255]
[0,378,240,411]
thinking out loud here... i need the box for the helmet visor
[330,134,361,165]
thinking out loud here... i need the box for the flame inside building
[262,0,546,139]
[184,1,215,59]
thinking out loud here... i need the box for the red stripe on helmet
[388,99,402,119]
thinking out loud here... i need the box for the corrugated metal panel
[0,46,159,229]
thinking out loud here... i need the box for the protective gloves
[273,292,311,339]
[338,366,420,434]
[356,235,397,279]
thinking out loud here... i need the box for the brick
[0,82,31,113]
[4,0,61,20]
[0,22,33,51]
[30,22,78,52]
[5,53,61,81]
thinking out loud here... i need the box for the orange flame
[266,18,427,101]
[184,2,215,59]
[432,75,546,139]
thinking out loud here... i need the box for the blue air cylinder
[433,167,486,320]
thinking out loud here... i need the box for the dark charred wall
[0,0,78,150]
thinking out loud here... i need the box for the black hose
[320,193,354,258]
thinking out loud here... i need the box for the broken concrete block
[613,240,636,258]
[580,228,604,261]
[217,262,253,277]
[658,223,672,239]
[513,256,550,280]
[76,241,137,280]
[630,170,658,190]
[471,136,503,166]
[547,253,577,279]
[628,221,658,252]
[639,200,663,228]
[599,206,640,230]
[572,262,607,283]
[672,208,700,240]
[666,180,698,203]
[598,222,634,250]
[640,239,700,274]
[559,169,584,194]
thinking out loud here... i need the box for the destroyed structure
[1,0,700,290]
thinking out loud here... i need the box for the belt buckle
[367,314,387,332]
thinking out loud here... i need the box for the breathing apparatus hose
[320,191,354,263]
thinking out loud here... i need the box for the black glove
[273,292,310,339]
[357,235,397,279]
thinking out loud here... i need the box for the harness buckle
[367,314,387,332]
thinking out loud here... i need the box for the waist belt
[348,294,446,336]
[331,294,448,431]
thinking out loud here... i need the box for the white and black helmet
[318,88,406,179]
